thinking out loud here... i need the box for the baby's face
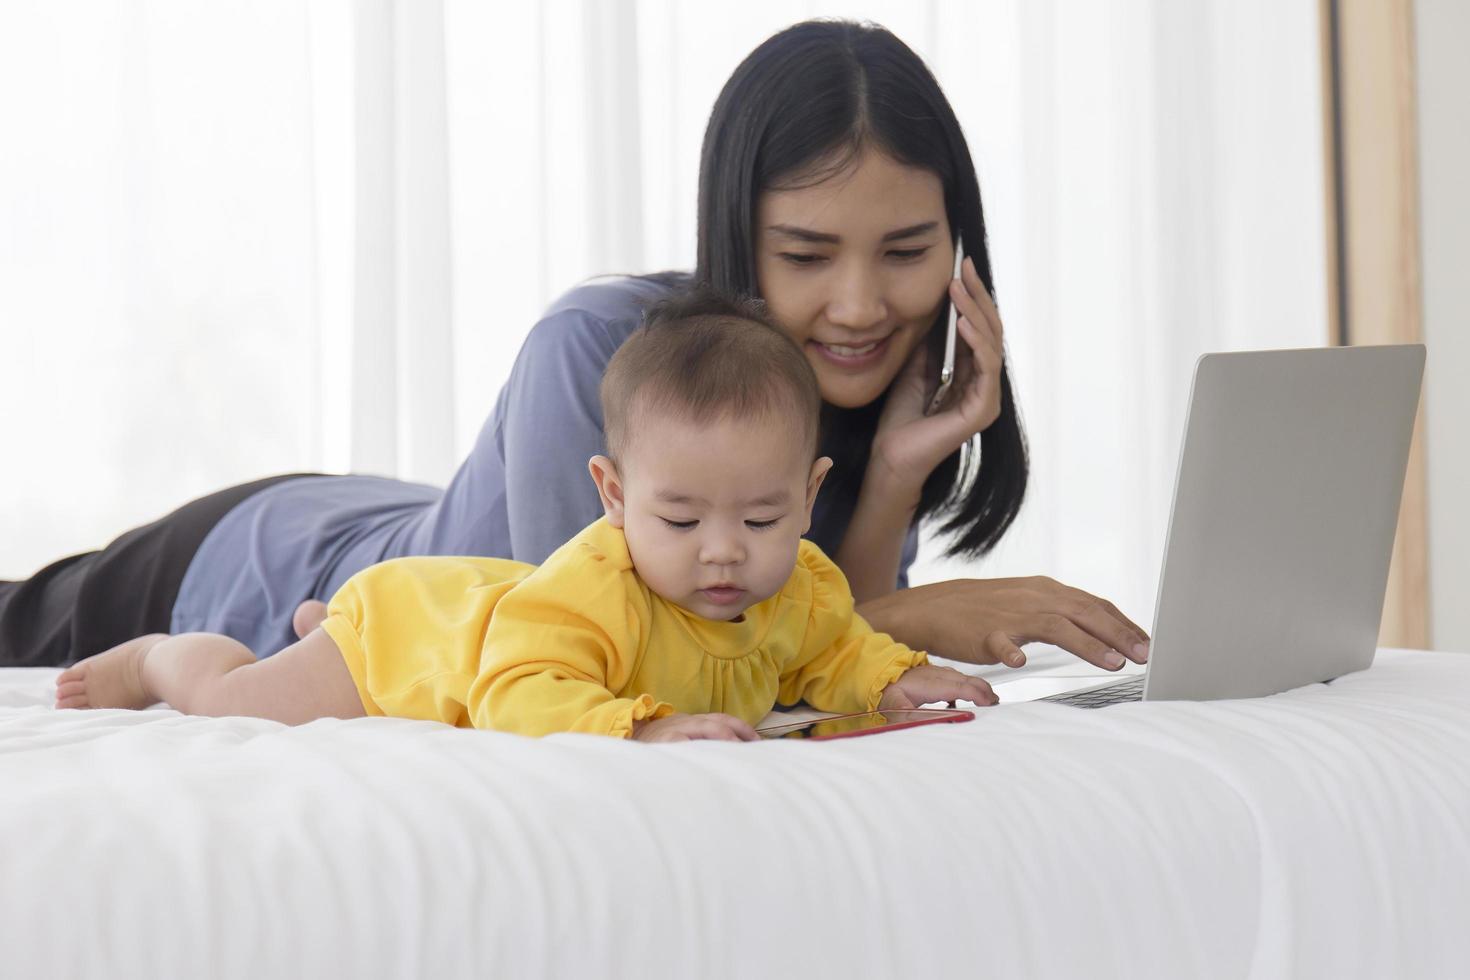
[592,414,829,621]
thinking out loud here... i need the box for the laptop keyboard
[1042,675,1146,708]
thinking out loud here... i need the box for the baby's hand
[632,712,760,743]
[880,664,998,709]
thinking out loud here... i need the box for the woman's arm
[833,461,921,603]
[840,258,1148,672]
[857,576,1151,671]
[838,491,1151,676]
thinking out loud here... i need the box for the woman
[1,20,1148,674]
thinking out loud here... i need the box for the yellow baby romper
[321,517,926,737]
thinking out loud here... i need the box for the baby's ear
[802,456,834,532]
[588,455,627,528]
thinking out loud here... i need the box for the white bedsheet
[2,649,1469,979]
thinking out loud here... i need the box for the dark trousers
[0,474,315,667]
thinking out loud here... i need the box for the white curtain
[1,1,322,571]
[1,0,1326,632]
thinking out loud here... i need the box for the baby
[54,288,996,741]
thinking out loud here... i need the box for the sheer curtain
[1,1,322,574]
[2,1,1326,631]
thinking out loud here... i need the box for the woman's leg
[0,473,318,668]
[54,627,365,725]
[0,554,92,667]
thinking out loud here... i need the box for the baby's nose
[699,536,746,565]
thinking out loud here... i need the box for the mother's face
[755,146,954,409]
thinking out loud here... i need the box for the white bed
[3,647,1468,979]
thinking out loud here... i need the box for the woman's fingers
[946,272,1003,432]
[1069,598,1151,663]
[949,281,999,358]
[985,629,1027,668]
[1038,583,1150,662]
[1096,596,1150,649]
[954,315,1000,422]
[962,256,1003,347]
[1012,580,1150,666]
[870,263,1007,457]
[1032,613,1131,670]
[949,265,1000,353]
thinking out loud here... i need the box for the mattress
[2,648,1468,979]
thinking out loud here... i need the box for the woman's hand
[834,255,1008,603]
[869,255,1005,496]
[858,577,1151,671]
[632,712,759,743]
[879,664,998,709]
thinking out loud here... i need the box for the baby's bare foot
[54,635,165,710]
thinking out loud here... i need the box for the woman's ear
[801,456,834,533]
[588,455,627,528]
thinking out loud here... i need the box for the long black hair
[694,19,1027,558]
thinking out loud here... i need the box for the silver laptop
[1032,344,1425,708]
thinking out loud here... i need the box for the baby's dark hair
[600,286,821,465]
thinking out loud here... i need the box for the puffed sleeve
[465,541,676,738]
[777,544,928,713]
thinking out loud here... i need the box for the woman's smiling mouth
[808,332,895,369]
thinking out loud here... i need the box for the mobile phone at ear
[925,237,964,416]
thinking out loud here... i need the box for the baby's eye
[745,518,781,531]
[660,518,698,530]
[779,252,826,267]
[888,247,930,262]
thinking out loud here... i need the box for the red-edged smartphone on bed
[756,707,974,741]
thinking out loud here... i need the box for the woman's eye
[745,518,780,530]
[661,518,698,530]
[888,247,930,262]
[779,252,825,267]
